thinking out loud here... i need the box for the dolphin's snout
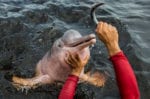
[64,33,96,49]
[89,34,96,38]
[87,34,96,44]
[90,38,96,44]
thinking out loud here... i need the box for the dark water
[0,0,149,99]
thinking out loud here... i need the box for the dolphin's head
[51,29,96,66]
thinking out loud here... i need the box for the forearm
[110,51,140,99]
[58,75,79,99]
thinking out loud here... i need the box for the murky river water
[0,0,149,99]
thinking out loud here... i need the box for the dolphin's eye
[58,41,64,48]
[58,44,61,47]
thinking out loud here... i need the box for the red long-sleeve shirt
[58,51,140,99]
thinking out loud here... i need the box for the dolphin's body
[12,29,106,91]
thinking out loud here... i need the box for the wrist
[71,69,82,77]
[106,42,121,57]
[71,72,80,77]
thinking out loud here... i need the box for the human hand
[95,22,121,56]
[65,52,89,76]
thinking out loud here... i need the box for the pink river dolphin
[12,29,106,93]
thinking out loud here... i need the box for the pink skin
[12,29,97,90]
[36,30,96,82]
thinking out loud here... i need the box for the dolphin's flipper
[90,3,104,25]
[12,74,51,93]
[79,71,106,87]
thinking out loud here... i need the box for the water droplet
[99,51,102,54]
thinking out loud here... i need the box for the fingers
[65,54,76,68]
[83,55,89,65]
[65,51,89,69]
[95,21,103,32]
[95,21,118,41]
[75,53,81,63]
[96,21,116,33]
[65,52,81,68]
[65,52,72,65]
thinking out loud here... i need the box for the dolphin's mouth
[66,34,96,48]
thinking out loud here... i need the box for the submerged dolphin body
[12,30,106,92]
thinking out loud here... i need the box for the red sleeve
[110,51,140,99]
[58,75,79,99]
